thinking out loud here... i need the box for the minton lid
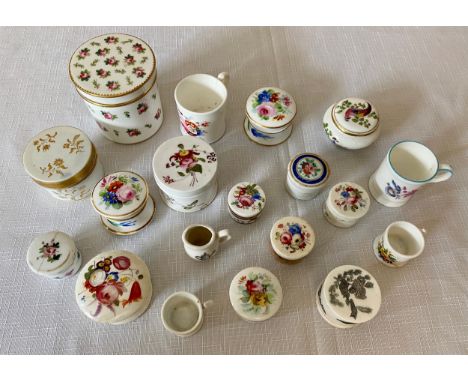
[332,97,379,136]
[270,217,315,260]
[328,182,370,219]
[229,267,283,322]
[228,182,266,218]
[289,153,329,187]
[246,87,296,128]
[75,250,152,324]
[69,33,156,98]
[323,265,381,324]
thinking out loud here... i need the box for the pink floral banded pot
[69,33,163,144]
[228,182,266,224]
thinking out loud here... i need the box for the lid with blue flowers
[328,182,370,219]
[270,216,315,260]
[288,153,330,188]
[228,182,266,219]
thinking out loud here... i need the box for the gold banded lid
[331,97,379,136]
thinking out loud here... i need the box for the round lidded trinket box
[152,136,218,213]
[227,182,266,224]
[75,250,152,325]
[270,217,315,261]
[69,33,163,144]
[27,231,82,280]
[23,126,104,201]
[229,267,283,322]
[316,265,381,329]
[322,97,380,149]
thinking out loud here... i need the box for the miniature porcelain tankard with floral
[368,141,453,207]
[182,224,231,261]
[227,182,266,224]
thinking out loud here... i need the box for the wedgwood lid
[328,182,370,220]
[288,153,330,188]
[23,126,96,189]
[323,265,381,325]
[153,136,217,197]
[228,182,266,218]
[246,87,296,129]
[75,250,152,324]
[69,33,156,98]
[332,97,379,136]
[270,216,315,260]
[229,267,283,322]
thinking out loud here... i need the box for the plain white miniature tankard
[182,224,231,261]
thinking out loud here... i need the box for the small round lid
[91,171,148,219]
[152,136,217,196]
[270,217,315,260]
[75,250,152,324]
[69,33,156,98]
[328,182,370,220]
[288,153,330,188]
[228,182,266,218]
[332,97,379,136]
[23,126,96,189]
[246,87,296,129]
[229,267,283,322]
[323,265,381,324]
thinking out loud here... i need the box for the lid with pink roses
[228,182,266,219]
[328,181,370,220]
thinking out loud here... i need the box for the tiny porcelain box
[323,182,371,228]
[227,182,266,224]
[23,126,104,201]
[316,265,381,329]
[244,87,296,146]
[27,231,82,280]
[152,136,218,212]
[322,97,380,149]
[286,153,330,200]
[270,217,315,261]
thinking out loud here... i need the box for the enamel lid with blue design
[328,182,370,219]
[270,216,315,260]
[288,153,330,188]
[332,97,379,135]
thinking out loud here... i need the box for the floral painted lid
[323,265,381,325]
[228,182,266,218]
[229,267,283,322]
[69,33,155,98]
[270,217,315,260]
[332,98,379,136]
[246,87,296,129]
[75,250,152,325]
[328,182,370,220]
[152,136,217,196]
[289,153,329,188]
[23,126,95,189]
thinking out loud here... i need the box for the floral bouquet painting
[98,174,143,210]
[251,88,292,122]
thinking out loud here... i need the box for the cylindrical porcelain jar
[322,97,380,149]
[323,182,371,228]
[244,87,296,146]
[152,136,218,213]
[23,126,104,201]
[69,33,163,144]
[286,153,330,200]
[227,182,266,224]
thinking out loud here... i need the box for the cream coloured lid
[270,216,315,260]
[327,182,370,220]
[332,97,379,136]
[228,182,266,218]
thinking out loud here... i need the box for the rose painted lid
[332,98,379,136]
[23,126,96,189]
[75,250,152,325]
[228,182,266,219]
[288,153,330,188]
[328,182,370,220]
[246,87,296,129]
[323,265,381,325]
[270,217,315,260]
[152,136,217,196]
[229,267,283,322]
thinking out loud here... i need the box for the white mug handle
[217,72,229,87]
[202,300,214,309]
[430,164,453,183]
[217,229,232,245]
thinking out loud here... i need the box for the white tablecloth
[1,26,467,354]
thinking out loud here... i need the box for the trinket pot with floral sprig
[227,182,266,224]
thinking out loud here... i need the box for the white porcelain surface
[244,117,292,146]
[227,181,266,223]
[182,224,231,261]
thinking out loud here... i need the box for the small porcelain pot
[322,97,380,149]
[369,140,453,207]
[27,231,82,280]
[228,182,266,224]
[69,33,163,144]
[175,72,229,143]
[23,126,104,201]
[161,291,213,337]
[286,153,330,200]
[316,265,381,329]
[182,224,231,261]
[323,182,371,228]
[373,221,426,267]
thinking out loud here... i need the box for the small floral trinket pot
[23,126,104,201]
[27,231,82,280]
[244,87,296,146]
[270,216,315,261]
[322,97,380,149]
[152,136,218,213]
[75,250,152,325]
[69,33,163,144]
[316,265,381,329]
[227,182,266,224]
[229,267,283,322]
[286,153,330,200]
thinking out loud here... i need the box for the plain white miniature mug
[369,140,453,207]
[161,291,213,337]
[175,72,229,143]
[373,221,426,267]
[182,224,231,261]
